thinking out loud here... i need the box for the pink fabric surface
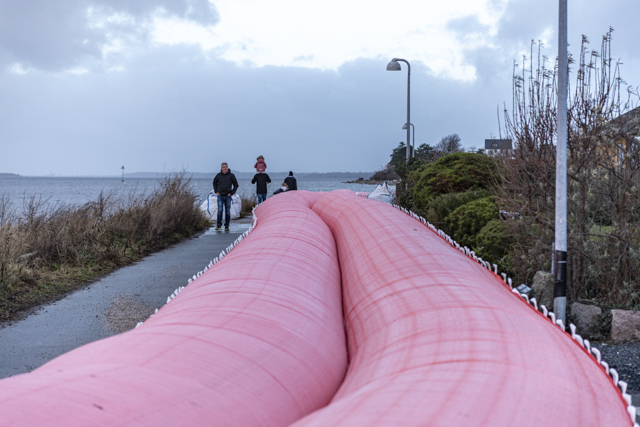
[0,189,630,426]
[287,190,631,427]
[0,191,347,427]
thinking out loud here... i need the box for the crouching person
[273,182,288,195]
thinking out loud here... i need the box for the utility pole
[121,165,125,183]
[554,0,568,326]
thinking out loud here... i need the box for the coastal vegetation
[396,30,640,310]
[388,133,466,171]
[399,153,506,264]
[0,173,209,320]
[365,133,474,185]
[240,194,258,218]
[495,31,640,308]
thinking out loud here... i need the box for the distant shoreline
[343,178,399,185]
[2,171,376,180]
[127,171,376,180]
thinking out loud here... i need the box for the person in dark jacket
[284,171,297,191]
[273,182,288,195]
[213,163,239,231]
[251,172,271,204]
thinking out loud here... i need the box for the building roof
[604,106,640,137]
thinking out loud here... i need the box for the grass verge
[0,172,210,321]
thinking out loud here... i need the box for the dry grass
[239,194,258,218]
[0,172,209,320]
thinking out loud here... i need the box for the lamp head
[402,123,409,130]
[386,60,401,71]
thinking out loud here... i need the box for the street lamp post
[121,165,125,183]
[387,58,411,162]
[402,122,415,157]
[554,0,568,327]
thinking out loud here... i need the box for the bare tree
[435,134,462,155]
[496,29,640,306]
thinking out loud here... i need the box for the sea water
[0,176,381,212]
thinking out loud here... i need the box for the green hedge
[398,152,512,270]
[444,196,499,249]
[475,219,513,265]
[410,152,497,213]
[421,189,491,234]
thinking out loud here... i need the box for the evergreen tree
[414,143,435,161]
[389,142,408,169]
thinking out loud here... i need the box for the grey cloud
[0,45,510,175]
[0,1,105,70]
[447,15,492,40]
[495,0,553,46]
[0,0,218,71]
[1,0,638,177]
[101,0,216,20]
[294,55,314,62]
[494,0,640,62]
[448,0,640,107]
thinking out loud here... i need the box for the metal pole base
[554,296,566,327]
[553,250,567,325]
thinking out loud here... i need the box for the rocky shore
[343,178,399,185]
[343,168,400,185]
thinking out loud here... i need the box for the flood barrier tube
[290,189,631,426]
[0,191,348,427]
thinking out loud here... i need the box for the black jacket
[284,176,297,191]
[251,173,271,194]
[213,170,239,196]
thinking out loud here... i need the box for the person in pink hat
[254,155,267,173]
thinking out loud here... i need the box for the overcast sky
[1,0,639,175]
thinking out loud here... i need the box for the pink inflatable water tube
[0,191,347,426]
[289,190,632,427]
[0,190,633,426]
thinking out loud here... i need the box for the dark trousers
[217,195,232,227]
[257,193,267,204]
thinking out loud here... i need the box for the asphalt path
[0,220,251,379]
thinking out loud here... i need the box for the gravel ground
[104,296,155,334]
[593,340,640,392]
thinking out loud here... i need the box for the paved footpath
[0,220,251,379]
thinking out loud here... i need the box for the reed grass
[0,172,209,320]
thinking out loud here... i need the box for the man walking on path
[213,163,239,231]
[284,171,297,191]
[251,172,271,204]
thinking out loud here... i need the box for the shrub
[394,156,428,208]
[444,196,499,249]
[410,152,497,213]
[421,189,491,234]
[475,219,514,266]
